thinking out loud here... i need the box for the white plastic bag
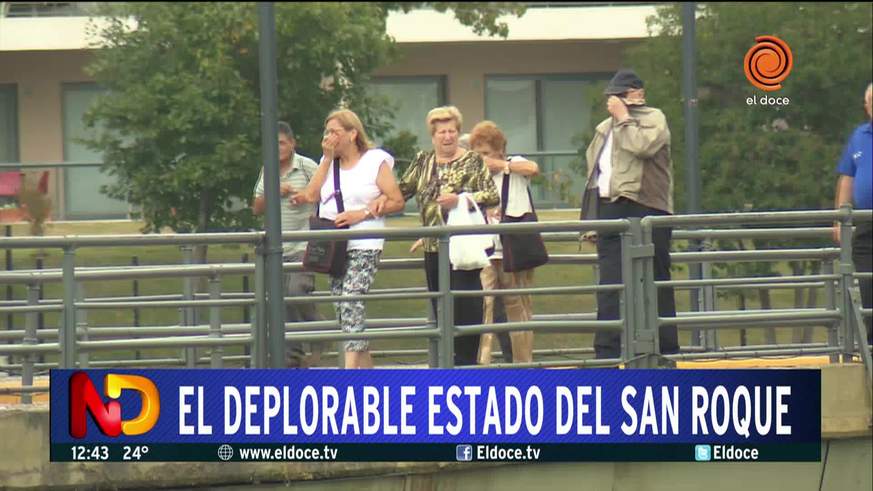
[447,193,493,271]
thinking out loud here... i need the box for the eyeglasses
[323,127,345,137]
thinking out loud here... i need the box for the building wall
[375,40,634,127]
[0,39,638,217]
[0,49,95,218]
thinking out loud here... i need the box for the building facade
[0,2,655,219]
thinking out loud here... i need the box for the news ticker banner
[50,369,821,462]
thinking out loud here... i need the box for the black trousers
[425,252,482,366]
[594,198,679,359]
[853,222,872,345]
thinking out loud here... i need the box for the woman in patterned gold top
[398,106,499,366]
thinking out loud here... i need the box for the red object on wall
[0,172,22,197]
[37,170,49,194]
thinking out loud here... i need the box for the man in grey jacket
[580,69,679,359]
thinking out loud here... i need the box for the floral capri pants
[330,249,381,352]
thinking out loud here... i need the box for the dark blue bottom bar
[50,443,820,463]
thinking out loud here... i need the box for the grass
[1,213,833,367]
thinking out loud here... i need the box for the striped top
[253,153,319,257]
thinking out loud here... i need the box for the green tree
[381,130,420,177]
[558,3,871,342]
[626,2,871,214]
[624,3,872,341]
[82,2,526,236]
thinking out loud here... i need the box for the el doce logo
[69,372,160,438]
[744,35,793,92]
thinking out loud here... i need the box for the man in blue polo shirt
[834,83,872,345]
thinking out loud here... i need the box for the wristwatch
[364,208,373,219]
[503,160,511,175]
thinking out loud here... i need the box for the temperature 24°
[123,445,150,461]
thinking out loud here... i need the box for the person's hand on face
[607,95,630,121]
[322,133,340,160]
[474,143,506,173]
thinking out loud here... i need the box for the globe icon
[217,444,234,461]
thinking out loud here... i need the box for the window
[0,85,18,163]
[367,76,446,151]
[485,74,610,208]
[62,83,129,219]
[4,2,97,17]
[368,76,445,212]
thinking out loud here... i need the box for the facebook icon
[695,445,712,462]
[456,445,473,462]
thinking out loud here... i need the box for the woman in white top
[469,121,540,364]
[292,109,404,368]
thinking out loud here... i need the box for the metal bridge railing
[0,207,871,402]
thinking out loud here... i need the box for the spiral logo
[744,35,793,92]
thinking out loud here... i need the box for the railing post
[4,225,12,345]
[427,299,439,368]
[823,260,840,363]
[76,283,88,368]
[625,218,670,368]
[702,259,718,351]
[838,205,856,361]
[36,256,44,365]
[241,252,251,360]
[689,242,703,349]
[253,244,267,368]
[21,282,39,405]
[61,246,77,368]
[847,283,873,384]
[180,245,196,368]
[619,229,636,363]
[209,275,223,368]
[438,234,454,368]
[132,255,141,360]
[640,220,661,357]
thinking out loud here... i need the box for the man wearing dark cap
[580,69,679,359]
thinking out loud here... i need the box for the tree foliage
[627,2,872,214]
[558,3,871,314]
[625,3,872,310]
[82,2,526,233]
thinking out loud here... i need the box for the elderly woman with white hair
[396,106,499,366]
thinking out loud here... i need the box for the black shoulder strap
[333,157,344,214]
[500,163,536,219]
